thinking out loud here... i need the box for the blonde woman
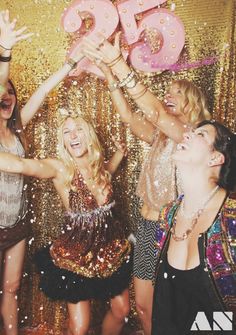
[82,35,211,335]
[0,114,132,335]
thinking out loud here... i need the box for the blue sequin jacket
[155,195,236,314]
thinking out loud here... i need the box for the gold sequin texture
[1,0,235,333]
[50,239,131,278]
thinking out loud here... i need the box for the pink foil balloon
[117,0,185,72]
[62,0,119,77]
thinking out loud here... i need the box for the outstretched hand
[0,10,33,51]
[81,32,122,65]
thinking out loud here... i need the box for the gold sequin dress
[34,173,132,303]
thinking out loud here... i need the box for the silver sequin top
[0,136,25,228]
[136,131,182,211]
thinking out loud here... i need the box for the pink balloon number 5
[62,0,119,77]
[62,0,185,75]
[117,0,185,72]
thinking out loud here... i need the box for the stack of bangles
[107,67,148,100]
[0,44,12,62]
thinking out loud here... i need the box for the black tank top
[152,234,225,335]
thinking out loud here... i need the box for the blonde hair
[58,115,111,190]
[172,79,211,124]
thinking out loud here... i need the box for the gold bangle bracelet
[66,58,77,69]
[107,54,123,68]
[130,87,148,100]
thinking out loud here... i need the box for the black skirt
[34,246,133,304]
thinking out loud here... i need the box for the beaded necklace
[171,185,219,242]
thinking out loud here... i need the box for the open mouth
[70,140,81,149]
[0,100,12,110]
[165,100,176,108]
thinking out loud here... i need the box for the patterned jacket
[155,195,236,314]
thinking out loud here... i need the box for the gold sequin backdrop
[0,0,235,334]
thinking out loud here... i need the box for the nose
[70,129,77,139]
[183,129,194,141]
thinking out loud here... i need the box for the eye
[63,130,70,135]
[196,131,204,137]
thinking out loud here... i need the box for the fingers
[0,10,7,27]
[9,18,17,30]
[114,31,121,50]
[83,36,99,49]
[82,46,103,60]
[15,32,34,42]
[3,9,9,23]
[15,26,27,36]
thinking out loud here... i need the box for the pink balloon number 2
[62,0,185,75]
[62,0,119,77]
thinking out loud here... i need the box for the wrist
[0,43,12,52]
[112,61,132,81]
[65,58,77,69]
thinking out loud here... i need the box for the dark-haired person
[152,120,236,334]
[0,10,83,335]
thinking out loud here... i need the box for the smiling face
[0,82,16,121]
[173,124,218,167]
[62,117,89,159]
[164,83,187,117]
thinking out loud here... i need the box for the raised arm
[95,61,155,143]
[82,34,187,143]
[21,51,84,126]
[0,10,33,86]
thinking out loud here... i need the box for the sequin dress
[0,136,28,250]
[34,173,133,303]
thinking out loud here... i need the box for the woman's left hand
[81,32,122,65]
[0,10,33,51]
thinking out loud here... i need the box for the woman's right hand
[0,10,33,51]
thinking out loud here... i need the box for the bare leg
[134,277,154,335]
[1,239,26,335]
[67,300,90,335]
[102,289,130,335]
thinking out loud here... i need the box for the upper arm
[156,109,188,143]
[126,112,156,144]
[22,158,65,181]
[20,90,47,126]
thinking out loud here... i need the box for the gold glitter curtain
[0,0,235,334]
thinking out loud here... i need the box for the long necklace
[171,185,219,242]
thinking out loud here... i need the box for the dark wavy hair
[6,80,27,151]
[197,120,236,192]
